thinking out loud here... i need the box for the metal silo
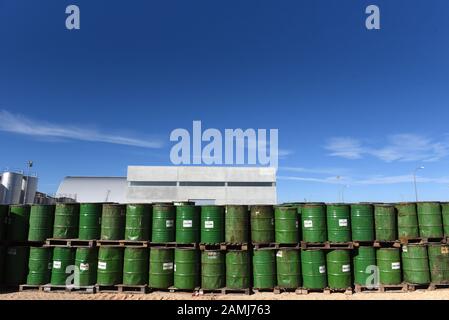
[22,175,38,204]
[1,171,24,204]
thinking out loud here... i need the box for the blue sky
[1,0,449,203]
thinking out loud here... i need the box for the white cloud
[0,110,163,148]
[280,166,350,176]
[325,134,449,162]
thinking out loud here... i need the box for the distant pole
[341,185,349,203]
[336,176,341,202]
[413,166,424,202]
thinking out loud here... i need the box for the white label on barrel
[208,251,218,257]
[7,248,16,255]
[338,219,348,227]
[183,220,193,228]
[98,261,107,270]
[174,264,176,272]
[442,247,449,254]
[166,220,174,228]
[53,261,62,269]
[205,221,214,229]
[342,264,351,272]
[402,246,408,252]
[319,265,326,273]
[391,262,400,270]
[304,220,313,228]
[276,251,283,257]
[163,262,174,270]
[80,263,89,271]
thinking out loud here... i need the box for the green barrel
[428,244,449,284]
[377,248,401,285]
[353,246,376,286]
[253,249,276,289]
[201,250,225,289]
[125,204,151,241]
[97,247,123,285]
[7,205,30,241]
[301,249,327,289]
[74,247,98,286]
[351,203,374,241]
[149,248,174,289]
[78,203,102,240]
[294,204,304,241]
[28,205,55,241]
[4,246,29,285]
[395,203,419,239]
[250,205,274,243]
[274,206,299,244]
[402,244,430,284]
[174,249,200,290]
[51,247,75,285]
[0,205,8,240]
[27,247,52,285]
[123,247,149,285]
[417,202,443,238]
[175,205,200,244]
[302,203,326,243]
[326,204,351,242]
[440,203,449,237]
[201,205,225,243]
[225,205,249,243]
[327,250,351,289]
[276,249,301,288]
[100,204,126,240]
[374,204,397,241]
[226,250,250,289]
[53,203,80,239]
[151,204,175,242]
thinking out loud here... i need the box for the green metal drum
[152,204,175,242]
[201,205,225,244]
[351,204,374,241]
[301,249,327,289]
[201,250,225,289]
[374,204,397,241]
[395,203,419,239]
[250,205,274,243]
[125,204,151,241]
[27,247,52,285]
[51,247,75,285]
[302,203,326,243]
[276,249,301,288]
[78,203,102,240]
[174,249,200,290]
[428,244,449,284]
[5,246,29,285]
[97,247,123,285]
[100,204,126,240]
[28,205,55,241]
[440,203,449,237]
[123,247,149,285]
[417,202,443,238]
[149,248,174,289]
[225,205,249,243]
[274,206,299,244]
[226,250,250,289]
[253,249,276,289]
[0,205,9,240]
[327,250,351,289]
[7,205,30,241]
[175,205,200,244]
[74,247,98,286]
[377,248,401,285]
[402,244,430,284]
[53,203,79,239]
[326,204,351,242]
[353,246,376,286]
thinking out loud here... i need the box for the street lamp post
[413,166,424,202]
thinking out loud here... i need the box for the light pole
[341,185,349,203]
[413,166,424,202]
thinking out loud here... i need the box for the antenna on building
[105,190,111,202]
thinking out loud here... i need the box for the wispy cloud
[0,110,163,148]
[280,166,350,176]
[325,134,449,162]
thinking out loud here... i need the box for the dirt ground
[0,289,448,300]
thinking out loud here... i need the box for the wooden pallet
[149,242,177,248]
[354,283,407,293]
[301,241,353,250]
[352,241,375,247]
[373,240,401,248]
[43,284,96,293]
[200,243,223,251]
[45,238,96,248]
[252,243,276,250]
[95,285,120,293]
[175,243,199,249]
[117,284,147,294]
[406,283,432,292]
[428,283,449,291]
[273,287,298,294]
[400,237,446,245]
[273,243,301,249]
[120,240,149,247]
[299,287,352,295]
[19,284,43,292]
[198,288,223,295]
[167,286,200,293]
[220,243,249,251]
[221,287,251,295]
[252,288,275,293]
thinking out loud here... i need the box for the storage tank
[22,175,38,204]
[1,171,24,204]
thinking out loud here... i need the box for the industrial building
[57,166,277,205]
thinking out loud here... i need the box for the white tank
[22,175,38,204]
[1,171,24,204]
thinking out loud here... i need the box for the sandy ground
[0,289,448,300]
